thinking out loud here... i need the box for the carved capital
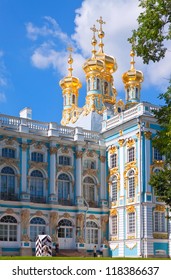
[118,139,124,147]
[21,143,28,151]
[49,147,58,155]
[76,151,83,158]
[99,155,106,162]
[126,205,135,213]
[144,131,152,140]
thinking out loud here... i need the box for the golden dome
[122,50,143,86]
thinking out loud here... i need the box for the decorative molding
[21,143,28,151]
[144,131,152,140]
[21,234,30,242]
[125,242,137,249]
[58,165,73,173]
[0,157,19,167]
[153,233,168,239]
[110,167,118,176]
[118,139,125,147]
[63,212,71,219]
[110,209,118,216]
[21,209,30,228]
[35,210,43,216]
[49,212,58,228]
[75,151,83,158]
[155,205,165,212]
[109,146,117,154]
[136,132,140,139]
[99,155,106,162]
[87,214,97,220]
[126,205,135,213]
[29,161,48,169]
[49,147,58,155]
[83,168,97,177]
[127,235,135,240]
[101,215,108,231]
[5,208,14,214]
[126,138,135,148]
[61,147,69,154]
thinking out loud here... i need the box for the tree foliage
[149,81,171,207]
[128,0,171,64]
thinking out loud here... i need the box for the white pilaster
[75,146,83,204]
[21,142,27,194]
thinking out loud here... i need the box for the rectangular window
[2,148,15,158]
[128,147,135,162]
[84,160,96,169]
[128,177,135,198]
[153,148,162,161]
[110,154,117,168]
[59,156,71,166]
[31,152,43,162]
[112,181,117,201]
[112,215,117,235]
[128,212,135,234]
[154,212,165,232]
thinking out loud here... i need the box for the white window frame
[127,212,135,234]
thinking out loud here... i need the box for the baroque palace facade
[0,17,171,257]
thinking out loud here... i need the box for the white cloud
[27,0,171,95]
[0,92,6,103]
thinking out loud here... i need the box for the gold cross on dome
[90,24,98,35]
[67,46,73,54]
[96,16,106,30]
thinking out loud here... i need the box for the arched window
[31,152,43,162]
[30,217,46,242]
[1,167,16,200]
[86,221,98,244]
[128,170,135,198]
[57,219,73,238]
[111,176,117,202]
[0,215,17,241]
[83,177,95,205]
[2,148,15,158]
[30,170,44,203]
[58,173,70,205]
[128,147,135,162]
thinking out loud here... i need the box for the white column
[118,141,124,197]
[75,146,82,201]
[49,145,57,200]
[100,151,106,200]
[144,131,152,193]
[21,143,27,194]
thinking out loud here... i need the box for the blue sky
[0,0,170,124]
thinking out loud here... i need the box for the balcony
[0,192,20,201]
[58,199,73,206]
[30,195,46,203]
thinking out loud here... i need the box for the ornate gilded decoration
[150,161,164,174]
[126,138,135,147]
[119,130,123,136]
[144,131,152,140]
[101,215,108,231]
[136,132,140,139]
[153,233,168,239]
[127,236,135,240]
[61,147,69,154]
[21,234,30,242]
[63,213,71,219]
[110,209,118,216]
[76,213,84,229]
[124,162,138,189]
[109,146,117,154]
[87,214,97,220]
[50,212,58,228]
[0,157,19,168]
[21,143,28,151]
[155,205,165,212]
[110,167,118,176]
[110,236,118,241]
[21,209,30,228]
[75,151,83,158]
[58,166,73,173]
[118,139,125,147]
[125,242,137,249]
[126,205,135,213]
[5,208,14,214]
[49,147,58,155]
[99,155,106,162]
[29,161,48,170]
[35,211,43,216]
[83,169,97,177]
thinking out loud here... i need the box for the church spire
[59,47,82,125]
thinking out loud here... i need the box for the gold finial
[67,46,73,76]
[96,16,106,53]
[130,49,135,70]
[90,24,98,58]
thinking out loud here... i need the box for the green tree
[149,81,171,207]
[128,0,171,64]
